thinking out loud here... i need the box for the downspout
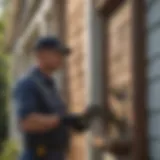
[131,0,148,159]
[85,0,104,159]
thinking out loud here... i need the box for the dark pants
[19,150,65,160]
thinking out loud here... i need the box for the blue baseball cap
[34,36,71,55]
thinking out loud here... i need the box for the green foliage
[0,54,9,144]
[0,140,20,160]
[0,11,6,49]
[0,6,10,149]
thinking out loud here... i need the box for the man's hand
[61,114,89,132]
[20,113,60,133]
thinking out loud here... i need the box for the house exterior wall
[146,0,160,159]
[107,0,133,126]
[101,1,133,159]
[64,1,134,160]
[65,0,86,113]
[65,0,88,160]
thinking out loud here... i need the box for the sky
[0,0,3,15]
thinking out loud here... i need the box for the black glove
[61,114,89,132]
[83,104,103,121]
[61,105,102,132]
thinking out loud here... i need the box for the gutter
[85,0,104,159]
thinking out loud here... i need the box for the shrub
[0,140,20,160]
[0,54,9,147]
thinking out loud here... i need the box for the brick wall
[65,0,87,159]
[103,1,133,159]
[107,0,133,125]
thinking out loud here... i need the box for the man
[13,37,86,160]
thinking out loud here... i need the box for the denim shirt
[13,68,70,151]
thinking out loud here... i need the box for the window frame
[94,0,149,159]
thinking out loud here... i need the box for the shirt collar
[32,67,55,87]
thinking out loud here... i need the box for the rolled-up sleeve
[13,80,38,120]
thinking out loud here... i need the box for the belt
[24,145,66,159]
[25,142,66,150]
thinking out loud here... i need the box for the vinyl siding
[147,0,160,159]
